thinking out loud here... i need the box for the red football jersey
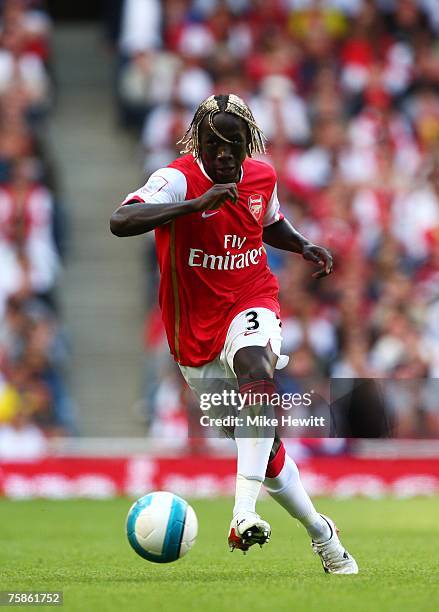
[122,154,283,366]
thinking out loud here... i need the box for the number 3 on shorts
[245,310,259,331]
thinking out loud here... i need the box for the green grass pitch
[1,497,438,612]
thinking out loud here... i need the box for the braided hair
[178,94,266,158]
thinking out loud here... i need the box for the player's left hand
[302,244,333,279]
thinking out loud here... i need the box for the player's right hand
[190,183,238,213]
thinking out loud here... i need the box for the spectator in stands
[251,75,310,147]
[392,149,439,263]
[118,0,162,56]
[0,155,59,313]
[141,97,193,174]
[0,405,47,460]
[0,14,51,118]
[118,50,182,124]
[0,296,75,434]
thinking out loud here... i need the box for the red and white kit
[121,146,359,572]
[122,153,288,375]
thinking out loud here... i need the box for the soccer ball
[126,491,198,563]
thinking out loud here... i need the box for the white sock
[233,474,262,515]
[233,435,274,516]
[264,453,331,543]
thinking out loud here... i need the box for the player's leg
[222,307,358,569]
[265,437,331,541]
[179,346,274,551]
[220,307,288,551]
[264,438,359,574]
[228,343,277,551]
[179,347,271,551]
[233,344,277,516]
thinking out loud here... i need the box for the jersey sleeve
[263,182,284,227]
[121,167,188,206]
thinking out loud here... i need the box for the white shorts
[179,307,289,398]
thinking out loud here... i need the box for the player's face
[199,113,248,183]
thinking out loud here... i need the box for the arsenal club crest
[248,194,263,221]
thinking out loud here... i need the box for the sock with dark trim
[264,441,331,542]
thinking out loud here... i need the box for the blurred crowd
[105,0,439,441]
[0,0,75,459]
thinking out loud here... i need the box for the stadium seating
[0,0,76,457]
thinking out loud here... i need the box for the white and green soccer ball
[126,491,198,563]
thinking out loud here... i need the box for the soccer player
[110,94,358,574]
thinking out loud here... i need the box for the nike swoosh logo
[243,331,258,336]
[201,211,219,218]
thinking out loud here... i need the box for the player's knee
[234,348,274,381]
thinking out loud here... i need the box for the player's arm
[263,218,333,279]
[110,199,195,237]
[110,183,238,237]
[262,181,333,279]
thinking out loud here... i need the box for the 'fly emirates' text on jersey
[122,154,284,366]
